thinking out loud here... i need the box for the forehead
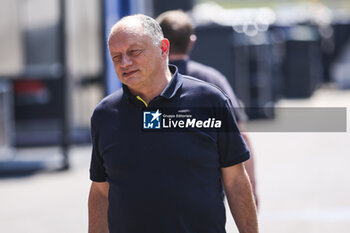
[108,20,152,51]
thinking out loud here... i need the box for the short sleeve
[217,99,250,167]
[89,113,107,182]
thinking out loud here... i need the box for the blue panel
[119,0,130,17]
[104,0,121,95]
[104,0,139,95]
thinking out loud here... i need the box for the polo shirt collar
[123,65,183,102]
[159,65,182,99]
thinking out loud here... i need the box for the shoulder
[187,60,227,83]
[180,74,230,105]
[186,60,243,110]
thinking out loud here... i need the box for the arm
[222,163,258,233]
[238,122,258,209]
[88,181,110,233]
[241,144,258,208]
[224,83,259,208]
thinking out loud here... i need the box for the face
[108,21,168,92]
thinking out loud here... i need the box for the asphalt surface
[0,87,349,233]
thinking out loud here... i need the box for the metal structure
[0,81,13,159]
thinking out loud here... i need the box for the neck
[129,67,173,104]
[169,54,188,61]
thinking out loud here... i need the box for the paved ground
[0,87,349,233]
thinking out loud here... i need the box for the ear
[160,38,170,57]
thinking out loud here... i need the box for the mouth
[123,70,139,79]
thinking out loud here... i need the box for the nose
[120,54,132,68]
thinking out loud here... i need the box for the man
[156,10,258,206]
[88,14,258,233]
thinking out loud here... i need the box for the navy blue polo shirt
[90,65,250,233]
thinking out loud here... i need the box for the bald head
[156,10,194,55]
[108,14,164,48]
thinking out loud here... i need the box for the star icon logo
[150,109,162,122]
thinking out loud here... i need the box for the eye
[130,49,143,56]
[112,55,121,62]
